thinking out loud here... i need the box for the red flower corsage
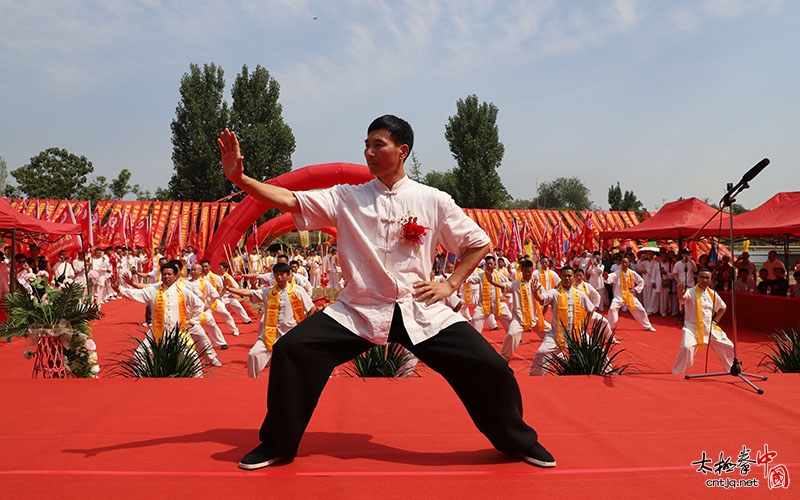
[398,213,427,252]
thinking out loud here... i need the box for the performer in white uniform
[117,262,221,368]
[466,255,512,334]
[218,115,555,470]
[529,266,596,376]
[604,257,656,332]
[490,259,540,361]
[671,268,734,374]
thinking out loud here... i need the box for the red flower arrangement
[398,213,427,252]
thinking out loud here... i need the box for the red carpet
[1,299,798,499]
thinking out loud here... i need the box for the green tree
[169,63,231,201]
[422,169,459,198]
[608,182,644,211]
[531,177,593,210]
[407,152,423,182]
[444,94,508,208]
[78,169,152,203]
[229,65,295,186]
[11,148,93,199]
[0,156,7,194]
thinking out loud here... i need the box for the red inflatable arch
[244,212,337,250]
[202,162,372,267]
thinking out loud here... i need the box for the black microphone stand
[685,179,768,394]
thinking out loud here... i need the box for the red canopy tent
[0,200,83,292]
[728,191,800,239]
[599,197,728,241]
[0,201,82,240]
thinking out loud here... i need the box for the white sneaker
[210,358,222,367]
[646,326,657,332]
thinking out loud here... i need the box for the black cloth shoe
[219,344,229,350]
[238,443,286,470]
[520,442,556,468]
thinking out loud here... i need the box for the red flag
[164,209,182,260]
[102,210,125,248]
[132,215,150,250]
[581,213,595,253]
[43,203,83,262]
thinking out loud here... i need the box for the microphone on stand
[722,158,769,205]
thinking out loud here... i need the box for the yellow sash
[263,283,306,350]
[153,285,188,343]
[481,271,502,315]
[520,280,533,330]
[695,286,719,349]
[539,269,551,290]
[463,282,471,303]
[620,270,636,310]
[208,273,223,293]
[556,287,585,347]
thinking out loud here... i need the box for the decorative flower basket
[2,275,103,378]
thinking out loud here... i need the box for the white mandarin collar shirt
[292,176,490,345]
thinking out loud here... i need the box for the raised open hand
[218,128,244,182]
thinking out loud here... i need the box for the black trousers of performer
[258,304,540,459]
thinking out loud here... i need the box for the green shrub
[545,318,630,375]
[347,342,416,378]
[109,325,205,378]
[759,326,800,373]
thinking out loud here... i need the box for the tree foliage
[422,169,459,198]
[0,156,8,195]
[608,182,644,211]
[168,63,296,203]
[11,148,94,199]
[407,152,423,182]
[169,63,231,201]
[444,95,508,208]
[229,65,295,186]
[80,169,152,204]
[530,177,593,210]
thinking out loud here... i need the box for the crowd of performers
[2,241,799,378]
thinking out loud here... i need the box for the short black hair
[161,261,180,275]
[367,115,414,157]
[560,266,575,274]
[219,262,229,269]
[520,259,534,269]
[272,262,291,275]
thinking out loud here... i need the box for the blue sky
[1,0,797,211]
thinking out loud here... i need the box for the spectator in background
[770,267,789,297]
[790,271,800,298]
[734,268,755,294]
[734,251,756,278]
[756,269,772,295]
[713,267,733,292]
[762,250,786,280]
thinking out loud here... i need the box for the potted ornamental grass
[545,318,631,376]
[759,325,800,373]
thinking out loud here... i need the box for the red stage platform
[1,299,798,499]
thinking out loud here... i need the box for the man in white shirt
[529,266,596,376]
[219,115,555,471]
[671,268,733,374]
[604,257,656,332]
[117,261,221,368]
[466,254,512,335]
[186,264,229,350]
[762,250,786,280]
[490,259,540,361]
[52,250,76,286]
[227,262,315,377]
